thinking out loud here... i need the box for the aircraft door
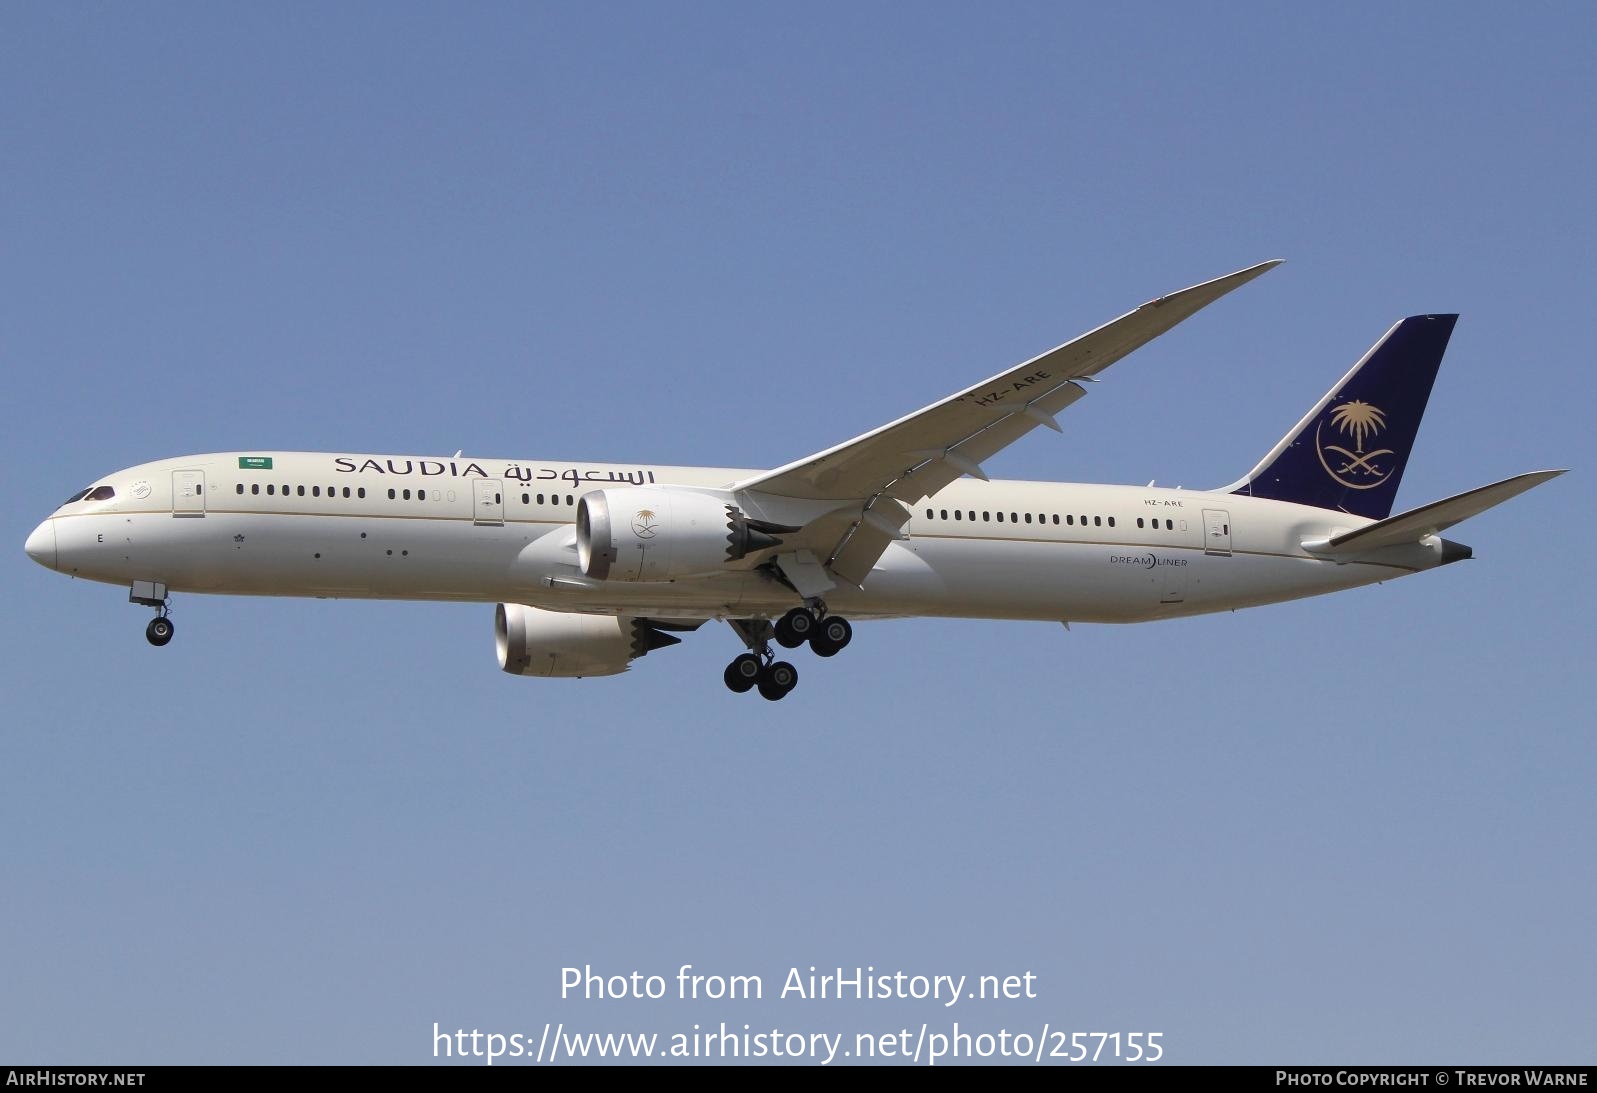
[1203,508,1232,556]
[473,479,505,526]
[172,470,206,517]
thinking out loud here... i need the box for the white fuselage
[27,451,1447,625]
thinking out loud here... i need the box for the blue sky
[3,3,1592,1065]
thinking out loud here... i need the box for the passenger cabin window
[237,484,245,495]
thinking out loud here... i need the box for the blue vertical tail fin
[1223,314,1457,519]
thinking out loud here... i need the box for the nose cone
[25,519,57,571]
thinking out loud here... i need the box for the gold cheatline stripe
[910,532,1420,572]
[56,507,564,526]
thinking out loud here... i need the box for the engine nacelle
[576,487,789,582]
[495,603,681,678]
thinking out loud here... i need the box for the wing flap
[829,520,901,586]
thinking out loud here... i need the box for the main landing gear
[723,652,798,702]
[723,605,853,700]
[130,580,174,647]
[774,605,852,657]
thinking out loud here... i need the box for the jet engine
[575,487,793,582]
[495,603,683,678]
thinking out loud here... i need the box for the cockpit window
[63,485,114,504]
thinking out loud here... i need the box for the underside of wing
[735,260,1282,584]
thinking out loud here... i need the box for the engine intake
[576,487,794,582]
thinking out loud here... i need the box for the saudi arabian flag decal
[238,456,274,470]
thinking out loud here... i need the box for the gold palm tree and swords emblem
[1315,400,1396,489]
[632,509,659,539]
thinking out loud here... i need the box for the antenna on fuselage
[453,450,463,459]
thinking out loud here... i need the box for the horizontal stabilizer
[1302,470,1566,555]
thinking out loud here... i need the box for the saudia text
[331,457,657,488]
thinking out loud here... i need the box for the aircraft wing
[735,259,1282,584]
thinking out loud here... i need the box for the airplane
[23,260,1564,700]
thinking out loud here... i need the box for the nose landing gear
[130,581,174,647]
